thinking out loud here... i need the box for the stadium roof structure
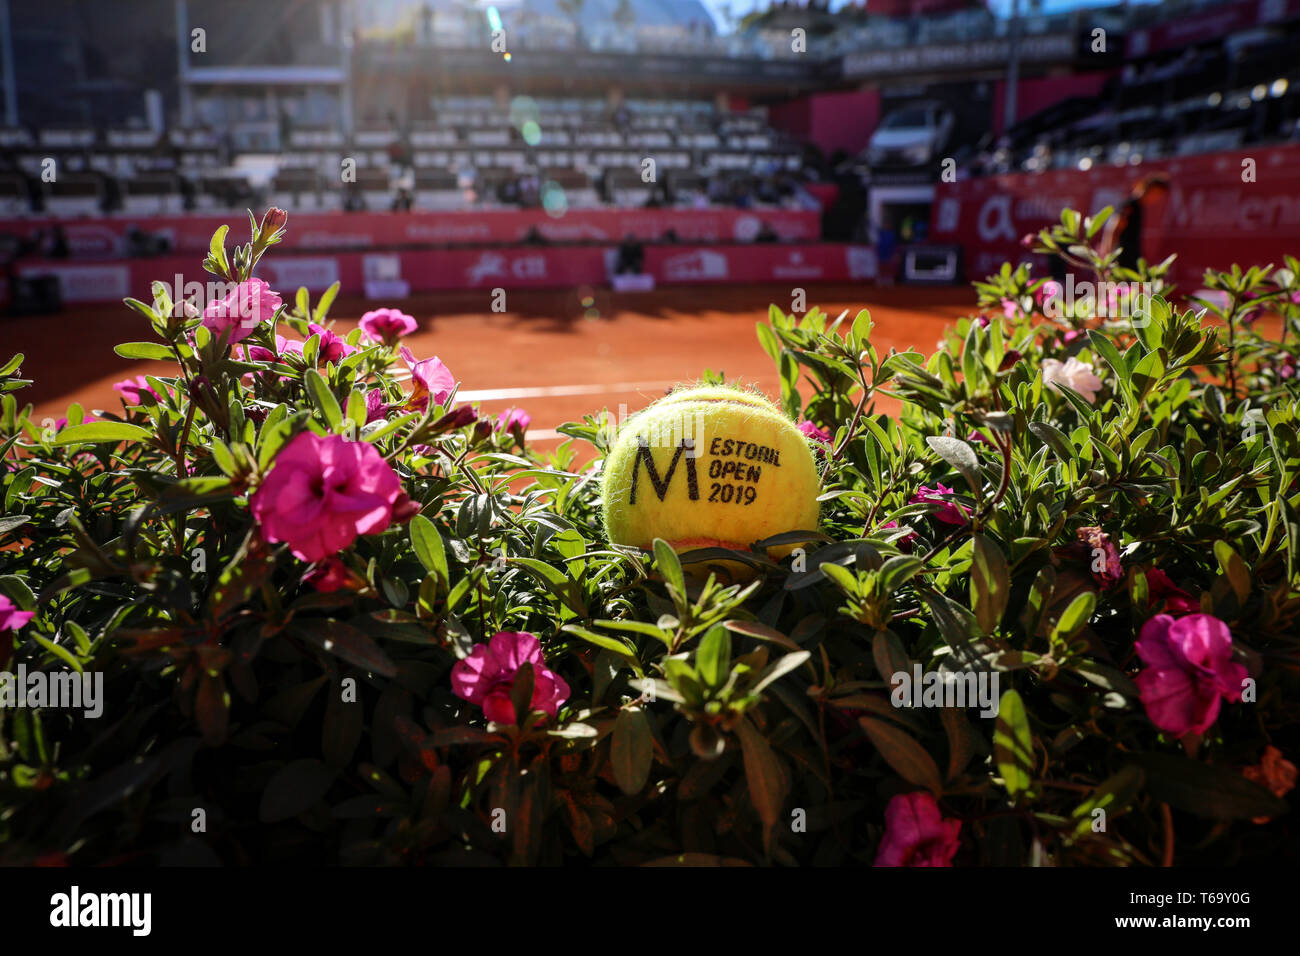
[354,0,719,35]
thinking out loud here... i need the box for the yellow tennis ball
[601,385,822,567]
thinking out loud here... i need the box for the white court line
[459,381,678,402]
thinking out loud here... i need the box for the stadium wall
[3,243,879,308]
[0,209,822,259]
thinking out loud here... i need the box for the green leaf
[1129,350,1164,403]
[1028,421,1075,462]
[1071,765,1144,832]
[1051,590,1096,643]
[113,342,176,361]
[926,435,982,496]
[409,514,447,583]
[611,707,653,796]
[304,369,343,428]
[1213,540,1251,606]
[1131,753,1289,821]
[289,619,397,678]
[858,716,943,795]
[971,534,1009,635]
[1087,330,1129,387]
[993,689,1033,799]
[52,422,152,445]
[872,630,909,682]
[751,650,811,695]
[561,625,640,666]
[259,758,335,823]
[737,715,787,830]
[696,625,731,687]
[653,538,687,612]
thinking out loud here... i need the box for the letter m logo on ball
[628,437,699,504]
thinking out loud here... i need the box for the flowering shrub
[0,206,1296,866]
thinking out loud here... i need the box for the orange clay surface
[9,283,974,451]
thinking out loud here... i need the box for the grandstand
[1,0,1298,304]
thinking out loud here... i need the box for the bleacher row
[974,36,1300,176]
[0,97,804,218]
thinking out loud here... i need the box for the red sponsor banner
[12,243,876,306]
[930,143,1300,289]
[645,243,877,284]
[0,208,820,259]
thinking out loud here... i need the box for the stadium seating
[0,95,806,218]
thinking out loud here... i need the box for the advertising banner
[0,208,821,259]
[11,243,877,306]
[930,143,1300,289]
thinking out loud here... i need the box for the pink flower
[359,308,417,344]
[308,322,357,366]
[450,631,570,725]
[1041,356,1102,403]
[910,483,968,525]
[202,278,282,345]
[302,558,358,593]
[250,431,414,562]
[879,520,918,550]
[1076,525,1122,588]
[0,594,34,632]
[496,407,532,435]
[1060,329,1084,345]
[966,430,991,446]
[1146,568,1200,615]
[400,347,455,413]
[1035,280,1062,306]
[1242,746,1297,823]
[244,334,303,364]
[113,376,160,406]
[874,791,961,867]
[54,412,99,430]
[365,389,389,423]
[1135,614,1248,738]
[1000,298,1018,320]
[798,420,831,444]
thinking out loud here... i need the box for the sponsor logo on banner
[465,251,549,285]
[27,264,129,302]
[772,249,824,280]
[733,215,762,242]
[262,258,340,291]
[510,254,548,280]
[935,197,961,234]
[406,221,494,244]
[298,230,384,250]
[363,254,403,281]
[977,195,1017,241]
[62,224,123,257]
[535,222,608,242]
[846,246,878,280]
[363,254,408,299]
[663,249,729,282]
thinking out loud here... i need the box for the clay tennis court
[10,283,971,446]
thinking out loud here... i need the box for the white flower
[1041,357,1103,404]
